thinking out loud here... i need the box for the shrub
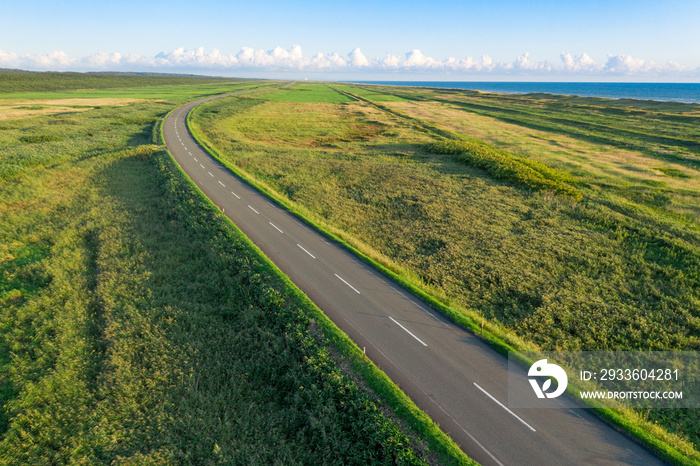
[427,139,583,200]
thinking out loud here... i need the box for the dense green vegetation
[190,82,700,458]
[426,139,582,199]
[0,76,436,464]
[0,69,245,94]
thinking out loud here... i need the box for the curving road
[163,90,665,465]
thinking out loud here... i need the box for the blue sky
[1,0,698,81]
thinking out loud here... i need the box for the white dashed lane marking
[297,244,316,259]
[335,273,361,294]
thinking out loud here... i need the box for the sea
[352,81,700,104]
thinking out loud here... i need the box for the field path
[163,90,665,466]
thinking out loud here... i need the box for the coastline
[348,81,700,104]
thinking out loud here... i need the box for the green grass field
[190,82,700,459]
[334,84,409,102]
[257,82,356,102]
[0,75,440,464]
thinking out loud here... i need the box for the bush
[427,139,583,200]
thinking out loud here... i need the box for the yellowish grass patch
[0,98,148,120]
[386,100,700,221]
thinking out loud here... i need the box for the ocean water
[353,81,700,104]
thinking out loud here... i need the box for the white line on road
[335,273,361,294]
[218,180,225,187]
[388,316,428,347]
[473,383,536,432]
[231,191,240,199]
[200,164,205,169]
[248,205,259,214]
[269,222,283,233]
[297,244,316,259]
[192,156,197,161]
[208,171,214,177]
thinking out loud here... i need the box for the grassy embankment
[190,82,700,463]
[0,74,444,464]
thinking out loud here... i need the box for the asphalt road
[163,91,666,466]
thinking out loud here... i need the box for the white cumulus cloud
[376,51,495,73]
[0,50,77,69]
[155,47,239,67]
[310,51,347,69]
[601,54,687,76]
[510,52,552,72]
[0,50,20,68]
[0,46,695,79]
[604,54,651,74]
[348,48,369,67]
[560,52,599,72]
[403,49,441,69]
